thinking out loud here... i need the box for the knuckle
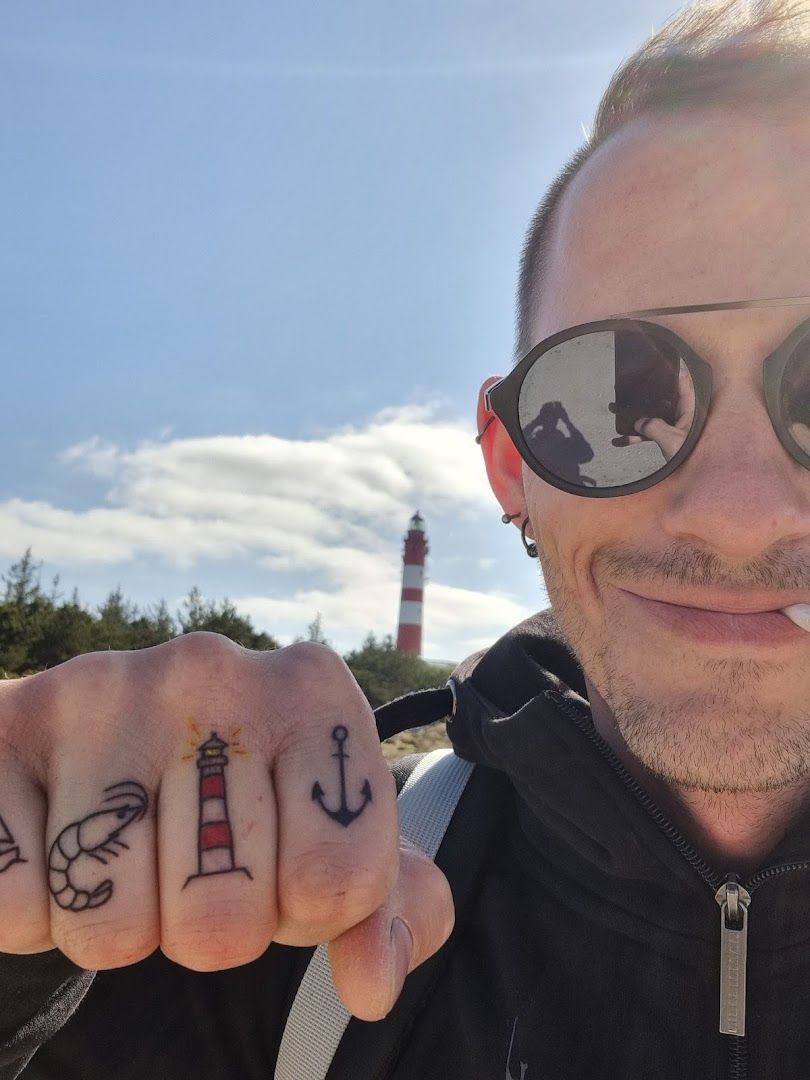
[152,632,249,729]
[61,648,130,685]
[39,650,130,735]
[277,640,348,679]
[280,844,389,927]
[0,907,52,954]
[165,630,245,670]
[162,905,272,971]
[269,643,372,746]
[55,917,160,970]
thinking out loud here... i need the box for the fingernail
[388,916,413,1010]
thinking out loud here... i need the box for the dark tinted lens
[517,327,695,488]
[782,336,810,455]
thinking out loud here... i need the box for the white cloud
[59,436,121,479]
[2,404,536,657]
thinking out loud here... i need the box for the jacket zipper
[543,687,810,1080]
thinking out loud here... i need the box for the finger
[46,760,158,970]
[636,416,683,460]
[159,727,277,972]
[327,839,455,1021]
[676,365,696,422]
[273,646,400,946]
[0,764,51,953]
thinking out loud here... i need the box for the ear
[476,377,526,522]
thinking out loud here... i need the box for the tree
[0,554,285,673]
[0,600,37,675]
[178,587,278,651]
[0,550,55,673]
[134,599,176,648]
[94,587,139,651]
[26,599,96,670]
[344,633,453,709]
[306,612,329,646]
[92,590,177,652]
[1,548,43,606]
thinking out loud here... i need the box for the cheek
[526,475,626,613]
[527,479,578,561]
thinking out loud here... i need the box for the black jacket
[3,608,810,1080]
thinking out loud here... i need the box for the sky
[0,0,680,661]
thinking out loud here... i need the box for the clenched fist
[0,633,455,1019]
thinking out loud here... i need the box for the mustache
[597,544,810,593]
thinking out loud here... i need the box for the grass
[380,719,451,762]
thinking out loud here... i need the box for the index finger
[676,364,696,425]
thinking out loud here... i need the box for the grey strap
[274,748,475,1080]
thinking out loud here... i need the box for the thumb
[635,416,682,461]
[327,838,454,1020]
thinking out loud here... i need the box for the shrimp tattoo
[48,781,148,912]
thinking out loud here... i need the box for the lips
[620,589,806,647]
[623,586,810,615]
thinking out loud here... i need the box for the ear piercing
[475,417,495,444]
[479,422,537,556]
[520,517,539,559]
[500,511,539,558]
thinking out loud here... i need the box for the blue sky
[1,0,679,660]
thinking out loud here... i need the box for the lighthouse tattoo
[183,730,252,888]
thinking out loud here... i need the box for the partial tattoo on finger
[48,781,149,912]
[0,811,26,873]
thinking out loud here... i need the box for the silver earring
[520,517,538,558]
[501,512,519,523]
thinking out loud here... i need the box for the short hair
[516,0,810,358]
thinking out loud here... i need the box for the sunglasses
[485,296,810,499]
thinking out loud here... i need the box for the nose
[659,384,810,561]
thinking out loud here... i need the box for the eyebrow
[611,295,810,319]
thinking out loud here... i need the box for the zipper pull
[715,876,751,1036]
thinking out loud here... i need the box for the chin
[607,681,810,794]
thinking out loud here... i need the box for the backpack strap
[273,749,475,1080]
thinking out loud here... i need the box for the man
[2,0,810,1076]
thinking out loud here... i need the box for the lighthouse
[396,511,428,655]
[183,731,252,888]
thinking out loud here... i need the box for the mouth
[619,589,808,647]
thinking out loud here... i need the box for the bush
[344,632,452,709]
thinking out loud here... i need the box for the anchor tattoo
[312,725,372,827]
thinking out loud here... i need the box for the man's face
[497,109,810,794]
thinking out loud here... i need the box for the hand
[610,367,696,461]
[0,635,454,1020]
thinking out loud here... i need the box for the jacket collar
[445,607,810,950]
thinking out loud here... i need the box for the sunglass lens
[517,328,695,489]
[782,337,810,454]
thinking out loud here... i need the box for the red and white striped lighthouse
[396,511,428,655]
[183,731,251,887]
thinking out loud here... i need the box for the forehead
[532,109,810,342]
